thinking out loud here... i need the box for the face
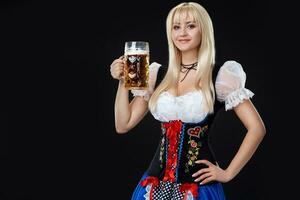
[171,13,201,53]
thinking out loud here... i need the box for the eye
[187,24,196,29]
[173,25,180,30]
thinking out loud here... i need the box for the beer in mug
[124,41,149,90]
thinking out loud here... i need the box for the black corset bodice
[146,111,220,184]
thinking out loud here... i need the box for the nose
[179,27,187,36]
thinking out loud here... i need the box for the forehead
[173,9,196,24]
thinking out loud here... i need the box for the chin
[178,47,192,52]
[177,44,198,53]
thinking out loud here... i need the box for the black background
[2,0,298,199]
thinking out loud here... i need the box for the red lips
[178,39,190,42]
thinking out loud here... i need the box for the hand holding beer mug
[124,41,149,90]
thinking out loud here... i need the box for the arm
[111,58,161,134]
[193,60,266,184]
[193,100,266,184]
[114,80,148,134]
[224,99,266,179]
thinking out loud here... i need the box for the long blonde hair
[148,2,216,114]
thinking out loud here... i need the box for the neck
[181,49,198,65]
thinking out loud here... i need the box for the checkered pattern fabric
[152,181,185,200]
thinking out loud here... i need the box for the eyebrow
[173,21,195,25]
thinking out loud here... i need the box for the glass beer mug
[124,41,149,90]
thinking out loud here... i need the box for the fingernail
[200,182,203,185]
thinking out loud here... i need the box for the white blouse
[132,60,254,123]
[151,90,208,123]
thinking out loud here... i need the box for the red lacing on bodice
[162,120,182,182]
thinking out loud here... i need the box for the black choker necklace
[180,62,197,82]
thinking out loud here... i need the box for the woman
[110,2,266,200]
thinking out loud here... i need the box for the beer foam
[124,49,149,55]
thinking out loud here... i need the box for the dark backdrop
[2,0,298,199]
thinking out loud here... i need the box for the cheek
[171,31,177,42]
[171,33,180,47]
[193,32,202,45]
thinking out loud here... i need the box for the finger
[112,65,123,74]
[195,160,213,167]
[192,168,210,177]
[111,59,120,66]
[117,59,125,64]
[116,68,124,76]
[118,64,124,71]
[117,68,124,75]
[111,64,124,75]
[119,55,124,59]
[194,172,212,182]
[113,69,122,79]
[111,60,124,68]
[119,56,125,64]
[120,74,125,81]
[112,68,121,78]
[200,176,214,185]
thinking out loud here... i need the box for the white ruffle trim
[225,88,254,111]
[131,90,151,101]
[186,190,194,200]
[143,184,152,200]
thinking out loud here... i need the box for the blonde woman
[110,2,266,200]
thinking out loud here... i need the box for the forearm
[114,81,131,133]
[225,128,266,179]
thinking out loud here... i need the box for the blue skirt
[131,173,226,200]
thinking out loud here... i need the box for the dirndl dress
[130,60,254,200]
[131,118,226,200]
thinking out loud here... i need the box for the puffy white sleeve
[215,60,254,111]
[130,62,162,101]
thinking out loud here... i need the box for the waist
[147,120,217,183]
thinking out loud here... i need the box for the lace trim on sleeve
[225,88,254,111]
[131,90,151,101]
